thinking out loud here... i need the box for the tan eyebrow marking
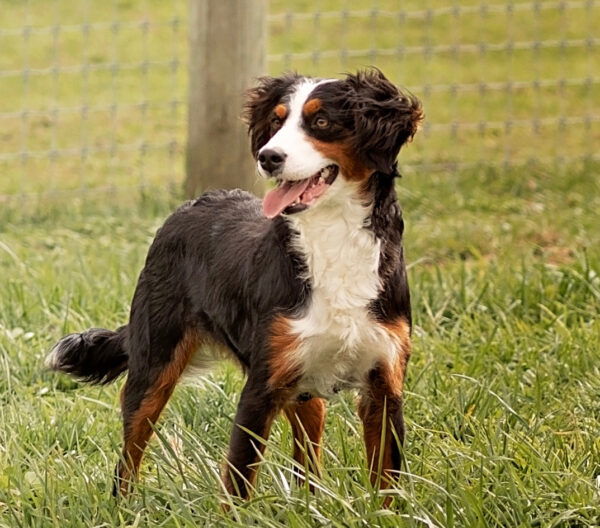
[274,104,287,119]
[302,98,322,116]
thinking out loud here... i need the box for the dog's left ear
[346,69,423,174]
[243,73,301,158]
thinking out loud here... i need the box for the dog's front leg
[222,375,280,499]
[358,361,406,506]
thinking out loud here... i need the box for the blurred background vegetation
[0,0,598,205]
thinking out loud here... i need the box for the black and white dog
[46,69,423,503]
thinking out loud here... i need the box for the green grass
[1,162,599,526]
[1,0,600,526]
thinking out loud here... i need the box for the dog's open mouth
[262,165,339,218]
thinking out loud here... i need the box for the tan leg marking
[268,315,302,391]
[284,397,326,480]
[359,317,411,507]
[117,330,200,494]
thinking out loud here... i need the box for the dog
[46,68,423,503]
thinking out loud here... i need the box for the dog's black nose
[258,148,286,174]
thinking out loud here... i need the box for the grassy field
[1,163,599,526]
[1,0,600,527]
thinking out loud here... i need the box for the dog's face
[244,69,423,218]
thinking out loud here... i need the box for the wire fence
[0,0,598,205]
[0,0,186,204]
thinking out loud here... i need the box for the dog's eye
[271,116,283,131]
[313,116,329,129]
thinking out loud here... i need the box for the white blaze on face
[257,79,335,182]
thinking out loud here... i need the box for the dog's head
[244,69,423,218]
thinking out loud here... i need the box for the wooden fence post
[185,0,266,198]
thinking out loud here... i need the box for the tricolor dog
[46,68,423,503]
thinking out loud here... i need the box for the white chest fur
[287,178,399,397]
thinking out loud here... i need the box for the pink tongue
[263,179,312,218]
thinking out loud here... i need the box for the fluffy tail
[45,326,129,384]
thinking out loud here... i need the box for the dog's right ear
[243,74,300,158]
[346,68,423,175]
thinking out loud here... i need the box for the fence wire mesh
[0,0,186,204]
[1,0,598,205]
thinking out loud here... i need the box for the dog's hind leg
[284,397,326,487]
[114,329,200,496]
